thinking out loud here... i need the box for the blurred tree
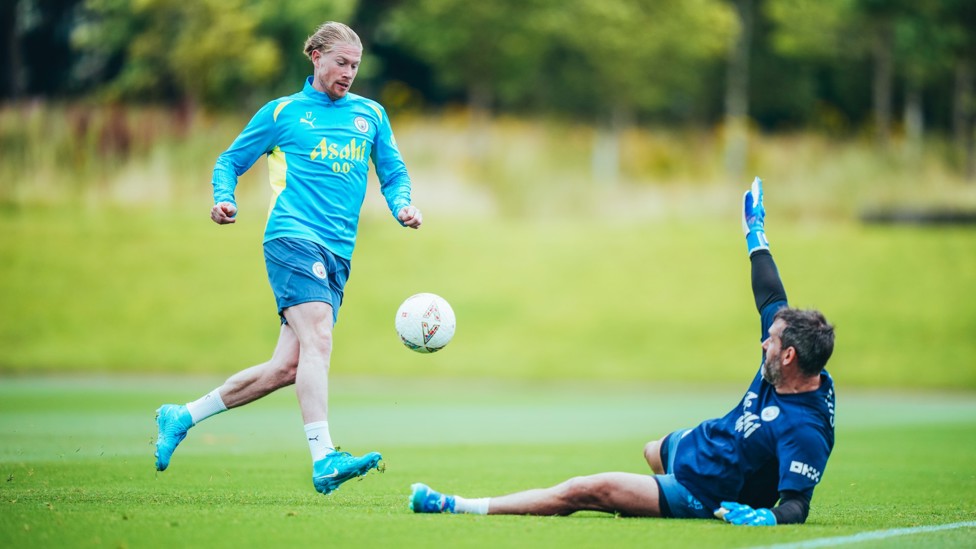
[892,4,955,154]
[72,0,358,109]
[724,0,753,179]
[382,0,551,177]
[939,0,976,179]
[2,0,85,99]
[541,0,736,183]
[766,0,874,136]
[0,1,19,99]
[4,0,971,176]
[765,0,963,150]
[385,0,735,183]
[384,0,547,115]
[253,0,359,102]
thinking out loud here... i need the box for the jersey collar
[303,76,350,106]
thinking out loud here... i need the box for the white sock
[454,496,490,515]
[185,389,227,425]
[304,421,335,462]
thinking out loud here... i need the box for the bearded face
[761,348,783,386]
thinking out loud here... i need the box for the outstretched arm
[752,250,786,314]
[743,177,788,336]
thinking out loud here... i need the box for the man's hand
[715,501,777,526]
[398,205,423,229]
[211,202,238,225]
[742,176,765,235]
[741,176,768,255]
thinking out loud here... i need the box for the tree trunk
[0,0,20,99]
[723,0,753,179]
[953,59,975,180]
[467,81,493,162]
[591,105,631,187]
[872,20,895,149]
[903,79,923,158]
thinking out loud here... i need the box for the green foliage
[384,0,549,109]
[0,378,974,547]
[765,0,861,59]
[386,0,735,116]
[6,0,975,135]
[74,0,357,107]
[549,0,735,112]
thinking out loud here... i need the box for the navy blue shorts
[263,237,350,325]
[655,428,712,519]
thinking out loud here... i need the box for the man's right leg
[412,473,664,517]
[154,325,300,471]
[283,301,382,495]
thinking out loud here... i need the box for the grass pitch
[1,376,974,548]
[3,208,975,390]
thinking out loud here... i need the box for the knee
[304,325,334,356]
[271,344,300,384]
[277,359,299,384]
[557,476,608,510]
[644,439,664,473]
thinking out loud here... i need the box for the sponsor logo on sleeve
[789,460,822,482]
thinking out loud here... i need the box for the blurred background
[1,0,974,390]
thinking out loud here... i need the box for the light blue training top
[212,76,412,260]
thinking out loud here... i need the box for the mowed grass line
[1,377,974,548]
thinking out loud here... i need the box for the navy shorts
[655,428,712,519]
[264,237,350,325]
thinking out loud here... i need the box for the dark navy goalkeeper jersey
[212,77,412,260]
[673,299,836,513]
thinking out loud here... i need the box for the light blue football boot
[742,176,769,255]
[410,482,456,513]
[312,450,383,495]
[154,404,193,471]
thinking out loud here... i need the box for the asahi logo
[310,137,367,162]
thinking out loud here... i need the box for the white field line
[750,520,976,549]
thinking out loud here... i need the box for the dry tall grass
[3,103,974,222]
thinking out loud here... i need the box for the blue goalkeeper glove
[742,176,769,256]
[715,501,777,526]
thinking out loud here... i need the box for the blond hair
[303,22,362,59]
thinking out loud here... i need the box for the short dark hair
[774,307,835,376]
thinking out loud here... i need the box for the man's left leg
[412,473,664,517]
[644,437,666,474]
[154,324,302,471]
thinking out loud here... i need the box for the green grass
[1,206,975,389]
[0,376,974,548]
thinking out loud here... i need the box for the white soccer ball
[395,293,456,353]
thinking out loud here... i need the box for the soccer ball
[395,293,456,353]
